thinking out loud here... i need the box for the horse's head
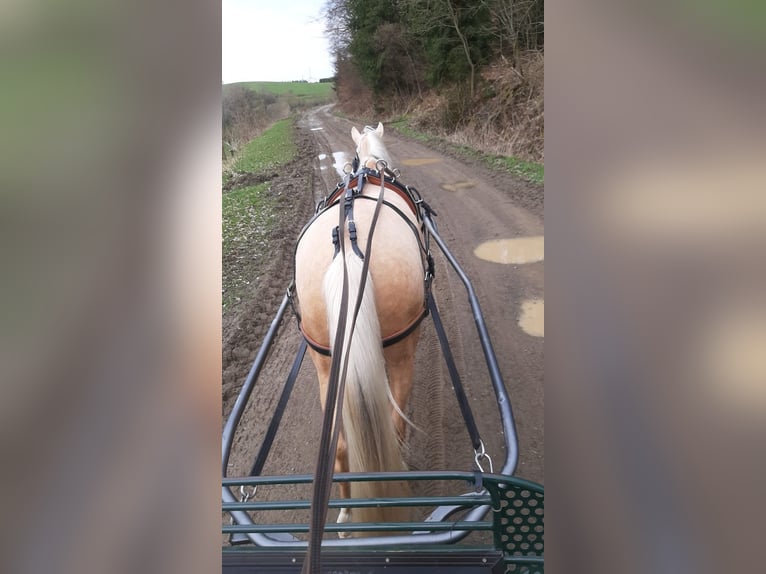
[351,122,391,169]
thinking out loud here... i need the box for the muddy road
[222,105,543,528]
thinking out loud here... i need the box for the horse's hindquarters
[295,201,424,350]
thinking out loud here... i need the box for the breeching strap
[302,170,388,574]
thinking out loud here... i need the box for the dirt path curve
[223,105,543,530]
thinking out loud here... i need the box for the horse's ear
[351,126,362,145]
[376,122,384,136]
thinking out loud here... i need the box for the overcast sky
[222,0,334,84]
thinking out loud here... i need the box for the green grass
[390,118,544,186]
[389,119,432,143]
[485,154,544,186]
[234,118,297,175]
[237,81,334,98]
[222,182,275,310]
[224,81,335,108]
[223,82,335,103]
[224,116,299,310]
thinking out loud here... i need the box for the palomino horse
[294,123,426,534]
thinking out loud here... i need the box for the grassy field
[224,80,335,107]
[238,81,333,97]
[233,117,297,174]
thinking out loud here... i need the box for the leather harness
[290,163,435,356]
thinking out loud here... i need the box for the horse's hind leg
[310,349,353,535]
[334,435,353,537]
[384,327,421,440]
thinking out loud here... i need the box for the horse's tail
[323,251,410,531]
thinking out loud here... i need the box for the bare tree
[402,0,485,98]
[482,0,543,66]
[444,0,477,98]
[322,0,352,60]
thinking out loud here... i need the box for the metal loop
[343,162,353,174]
[407,185,423,203]
[375,158,388,173]
[239,484,257,503]
[474,440,494,474]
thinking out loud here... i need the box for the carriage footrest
[222,548,505,573]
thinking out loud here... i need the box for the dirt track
[222,105,543,528]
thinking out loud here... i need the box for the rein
[288,155,491,572]
[302,164,389,574]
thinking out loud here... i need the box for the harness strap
[343,182,365,260]
[427,293,484,452]
[331,226,340,258]
[304,197,354,574]
[294,185,435,358]
[301,305,430,357]
[248,340,307,477]
[352,195,428,258]
[324,172,419,219]
[303,163,388,574]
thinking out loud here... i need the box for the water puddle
[318,153,327,160]
[519,299,544,337]
[442,181,475,192]
[474,236,544,264]
[310,127,323,131]
[402,158,442,166]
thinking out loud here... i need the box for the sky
[222,0,334,84]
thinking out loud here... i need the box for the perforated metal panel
[484,477,544,573]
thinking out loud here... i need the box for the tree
[402,0,493,98]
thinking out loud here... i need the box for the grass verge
[389,118,544,186]
[234,117,297,175]
[223,116,298,310]
[222,182,275,311]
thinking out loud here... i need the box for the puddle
[474,236,544,264]
[332,151,350,177]
[442,181,475,192]
[310,127,323,131]
[519,299,544,337]
[402,158,442,166]
[318,153,327,160]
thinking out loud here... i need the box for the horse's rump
[295,195,425,350]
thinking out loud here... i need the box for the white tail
[323,252,410,529]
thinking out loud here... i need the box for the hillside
[222,81,335,159]
[326,0,544,164]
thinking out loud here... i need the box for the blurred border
[548,1,766,572]
[4,1,766,573]
[2,2,221,573]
